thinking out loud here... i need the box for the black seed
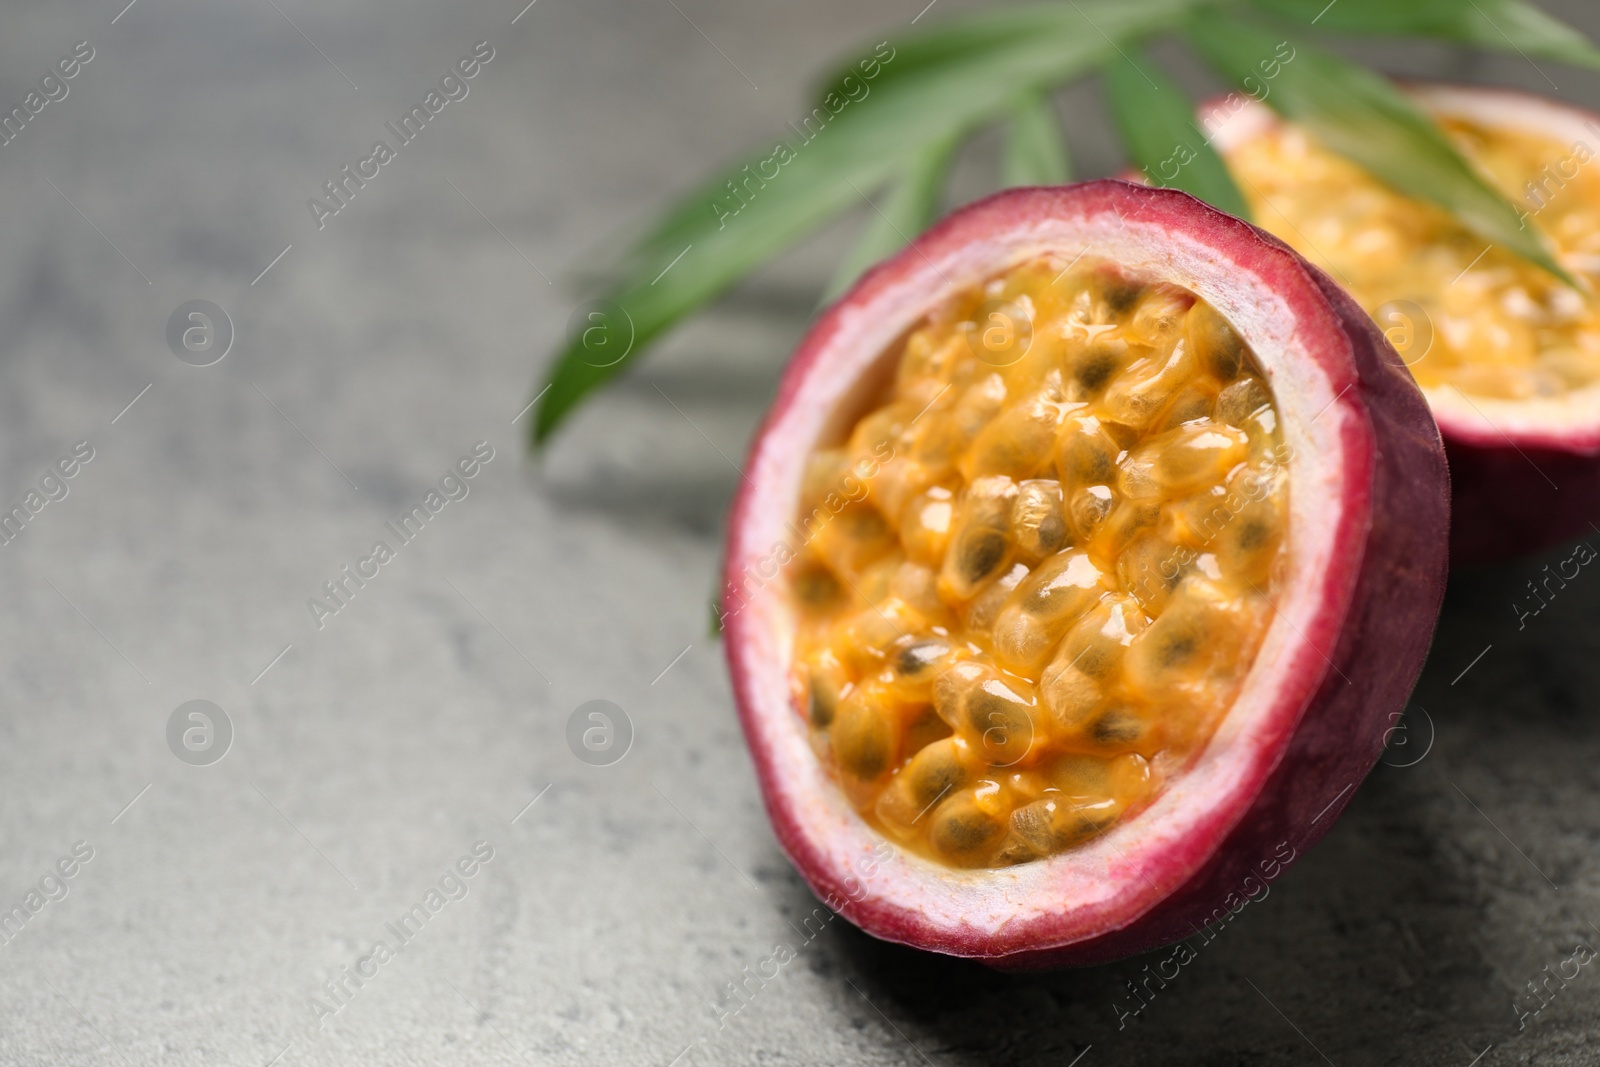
[965,688,1006,729]
[835,702,891,779]
[1073,346,1120,391]
[808,687,835,729]
[793,566,841,609]
[1092,710,1142,744]
[842,505,888,541]
[1207,335,1244,381]
[1067,440,1116,485]
[1157,629,1199,668]
[1104,280,1141,314]
[934,808,1000,853]
[967,692,1031,758]
[837,721,889,779]
[1236,519,1268,552]
[910,749,966,805]
[1036,513,1066,553]
[1071,635,1115,677]
[959,530,1007,584]
[895,640,946,677]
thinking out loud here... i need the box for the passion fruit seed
[1223,111,1600,400]
[961,561,1030,637]
[790,258,1286,868]
[1068,484,1116,541]
[802,647,848,729]
[1010,795,1118,855]
[929,791,1009,856]
[1011,479,1068,563]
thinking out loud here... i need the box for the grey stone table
[1,0,1598,1063]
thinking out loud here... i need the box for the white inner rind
[735,205,1357,949]
[1210,87,1600,454]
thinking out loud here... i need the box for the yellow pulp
[789,258,1288,868]
[1224,114,1600,399]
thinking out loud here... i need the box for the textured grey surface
[2,0,1600,1064]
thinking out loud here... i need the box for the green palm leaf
[534,0,1201,443]
[1002,90,1073,187]
[823,132,960,305]
[1105,44,1250,218]
[1250,0,1600,68]
[1191,15,1575,285]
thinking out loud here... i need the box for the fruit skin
[1204,84,1600,563]
[722,181,1449,968]
[1445,436,1600,564]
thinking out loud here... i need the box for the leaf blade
[1105,44,1251,218]
[1247,0,1600,69]
[1190,16,1575,285]
[633,0,1198,269]
[823,133,960,304]
[812,1,1193,102]
[1002,90,1073,187]
[534,0,1204,444]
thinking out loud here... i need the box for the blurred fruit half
[1212,84,1600,562]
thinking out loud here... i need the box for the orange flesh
[788,258,1288,869]
[1224,115,1600,399]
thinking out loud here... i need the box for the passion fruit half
[722,181,1449,967]
[1211,85,1600,562]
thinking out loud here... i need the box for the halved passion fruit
[722,181,1449,967]
[1211,85,1600,562]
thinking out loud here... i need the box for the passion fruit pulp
[1210,85,1600,562]
[723,181,1449,967]
[792,257,1289,871]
